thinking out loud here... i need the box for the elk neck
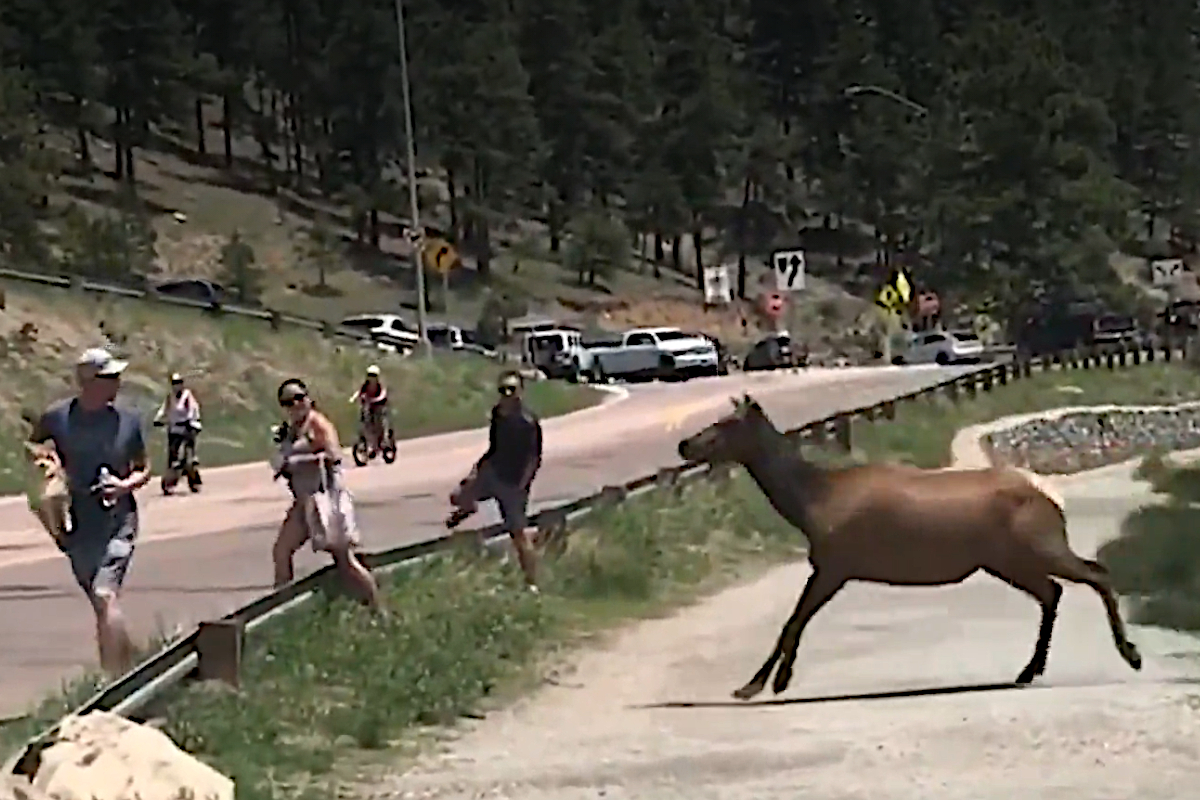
[739,427,833,542]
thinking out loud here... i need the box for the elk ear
[729,396,741,410]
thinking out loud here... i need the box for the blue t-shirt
[33,398,146,528]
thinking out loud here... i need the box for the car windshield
[428,328,452,346]
[654,330,691,341]
[952,332,979,341]
[1096,315,1133,332]
[532,335,564,352]
[341,318,381,329]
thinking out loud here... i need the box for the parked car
[894,329,984,365]
[152,278,229,306]
[523,328,663,383]
[743,332,805,371]
[339,313,421,351]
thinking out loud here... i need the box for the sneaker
[528,584,540,595]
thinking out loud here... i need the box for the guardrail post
[322,320,336,339]
[1146,342,1155,362]
[964,374,977,398]
[1130,346,1140,365]
[980,370,994,391]
[996,364,1008,385]
[70,274,85,296]
[1105,350,1115,369]
[196,619,244,688]
[597,484,627,506]
[806,422,826,444]
[944,380,959,402]
[1164,339,1173,362]
[536,508,569,555]
[268,310,282,332]
[833,414,852,452]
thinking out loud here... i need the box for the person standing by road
[445,370,544,591]
[28,347,151,676]
[271,378,380,610]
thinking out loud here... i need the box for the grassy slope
[0,279,598,495]
[4,360,1188,798]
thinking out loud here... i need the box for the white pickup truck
[618,327,721,379]
[524,326,719,383]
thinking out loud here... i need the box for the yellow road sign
[420,237,460,274]
[875,268,913,314]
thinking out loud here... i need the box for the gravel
[985,407,1200,474]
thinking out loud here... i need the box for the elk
[677,394,1142,700]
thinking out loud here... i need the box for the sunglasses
[498,384,519,396]
[279,395,306,408]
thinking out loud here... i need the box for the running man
[446,370,543,590]
[29,347,151,675]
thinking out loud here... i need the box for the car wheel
[935,351,950,365]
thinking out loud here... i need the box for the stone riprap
[984,407,1200,474]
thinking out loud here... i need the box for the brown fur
[25,442,70,545]
[677,394,1142,700]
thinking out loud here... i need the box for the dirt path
[366,464,1200,800]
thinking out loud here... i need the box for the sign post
[771,249,806,340]
[874,267,913,364]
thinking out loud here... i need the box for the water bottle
[94,466,117,509]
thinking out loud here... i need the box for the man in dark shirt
[30,347,152,675]
[446,370,543,590]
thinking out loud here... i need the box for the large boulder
[30,711,233,800]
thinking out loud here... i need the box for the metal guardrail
[3,338,1187,777]
[0,267,457,352]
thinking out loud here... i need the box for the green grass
[1098,457,1200,631]
[10,359,1200,797]
[0,279,598,495]
[145,476,799,799]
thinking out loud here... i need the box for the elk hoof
[1014,663,1042,685]
[1124,643,1143,671]
[772,664,794,695]
[732,680,764,701]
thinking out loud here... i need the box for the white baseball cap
[77,347,128,378]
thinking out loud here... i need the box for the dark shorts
[451,463,530,534]
[61,507,138,600]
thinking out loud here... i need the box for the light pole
[394,0,430,356]
[843,85,930,365]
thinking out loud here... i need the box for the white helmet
[366,365,381,377]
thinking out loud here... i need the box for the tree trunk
[692,228,704,289]
[446,168,459,239]
[222,92,234,168]
[125,143,136,184]
[735,177,751,298]
[653,232,664,262]
[194,97,206,155]
[671,234,682,272]
[113,107,125,181]
[548,201,562,252]
[369,208,380,248]
[76,127,90,167]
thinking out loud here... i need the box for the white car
[623,327,720,378]
[896,330,984,365]
[339,314,422,352]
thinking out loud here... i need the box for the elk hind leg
[733,568,845,701]
[1049,555,1142,671]
[983,566,1062,684]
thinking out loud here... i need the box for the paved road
[372,462,1200,800]
[0,365,973,717]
